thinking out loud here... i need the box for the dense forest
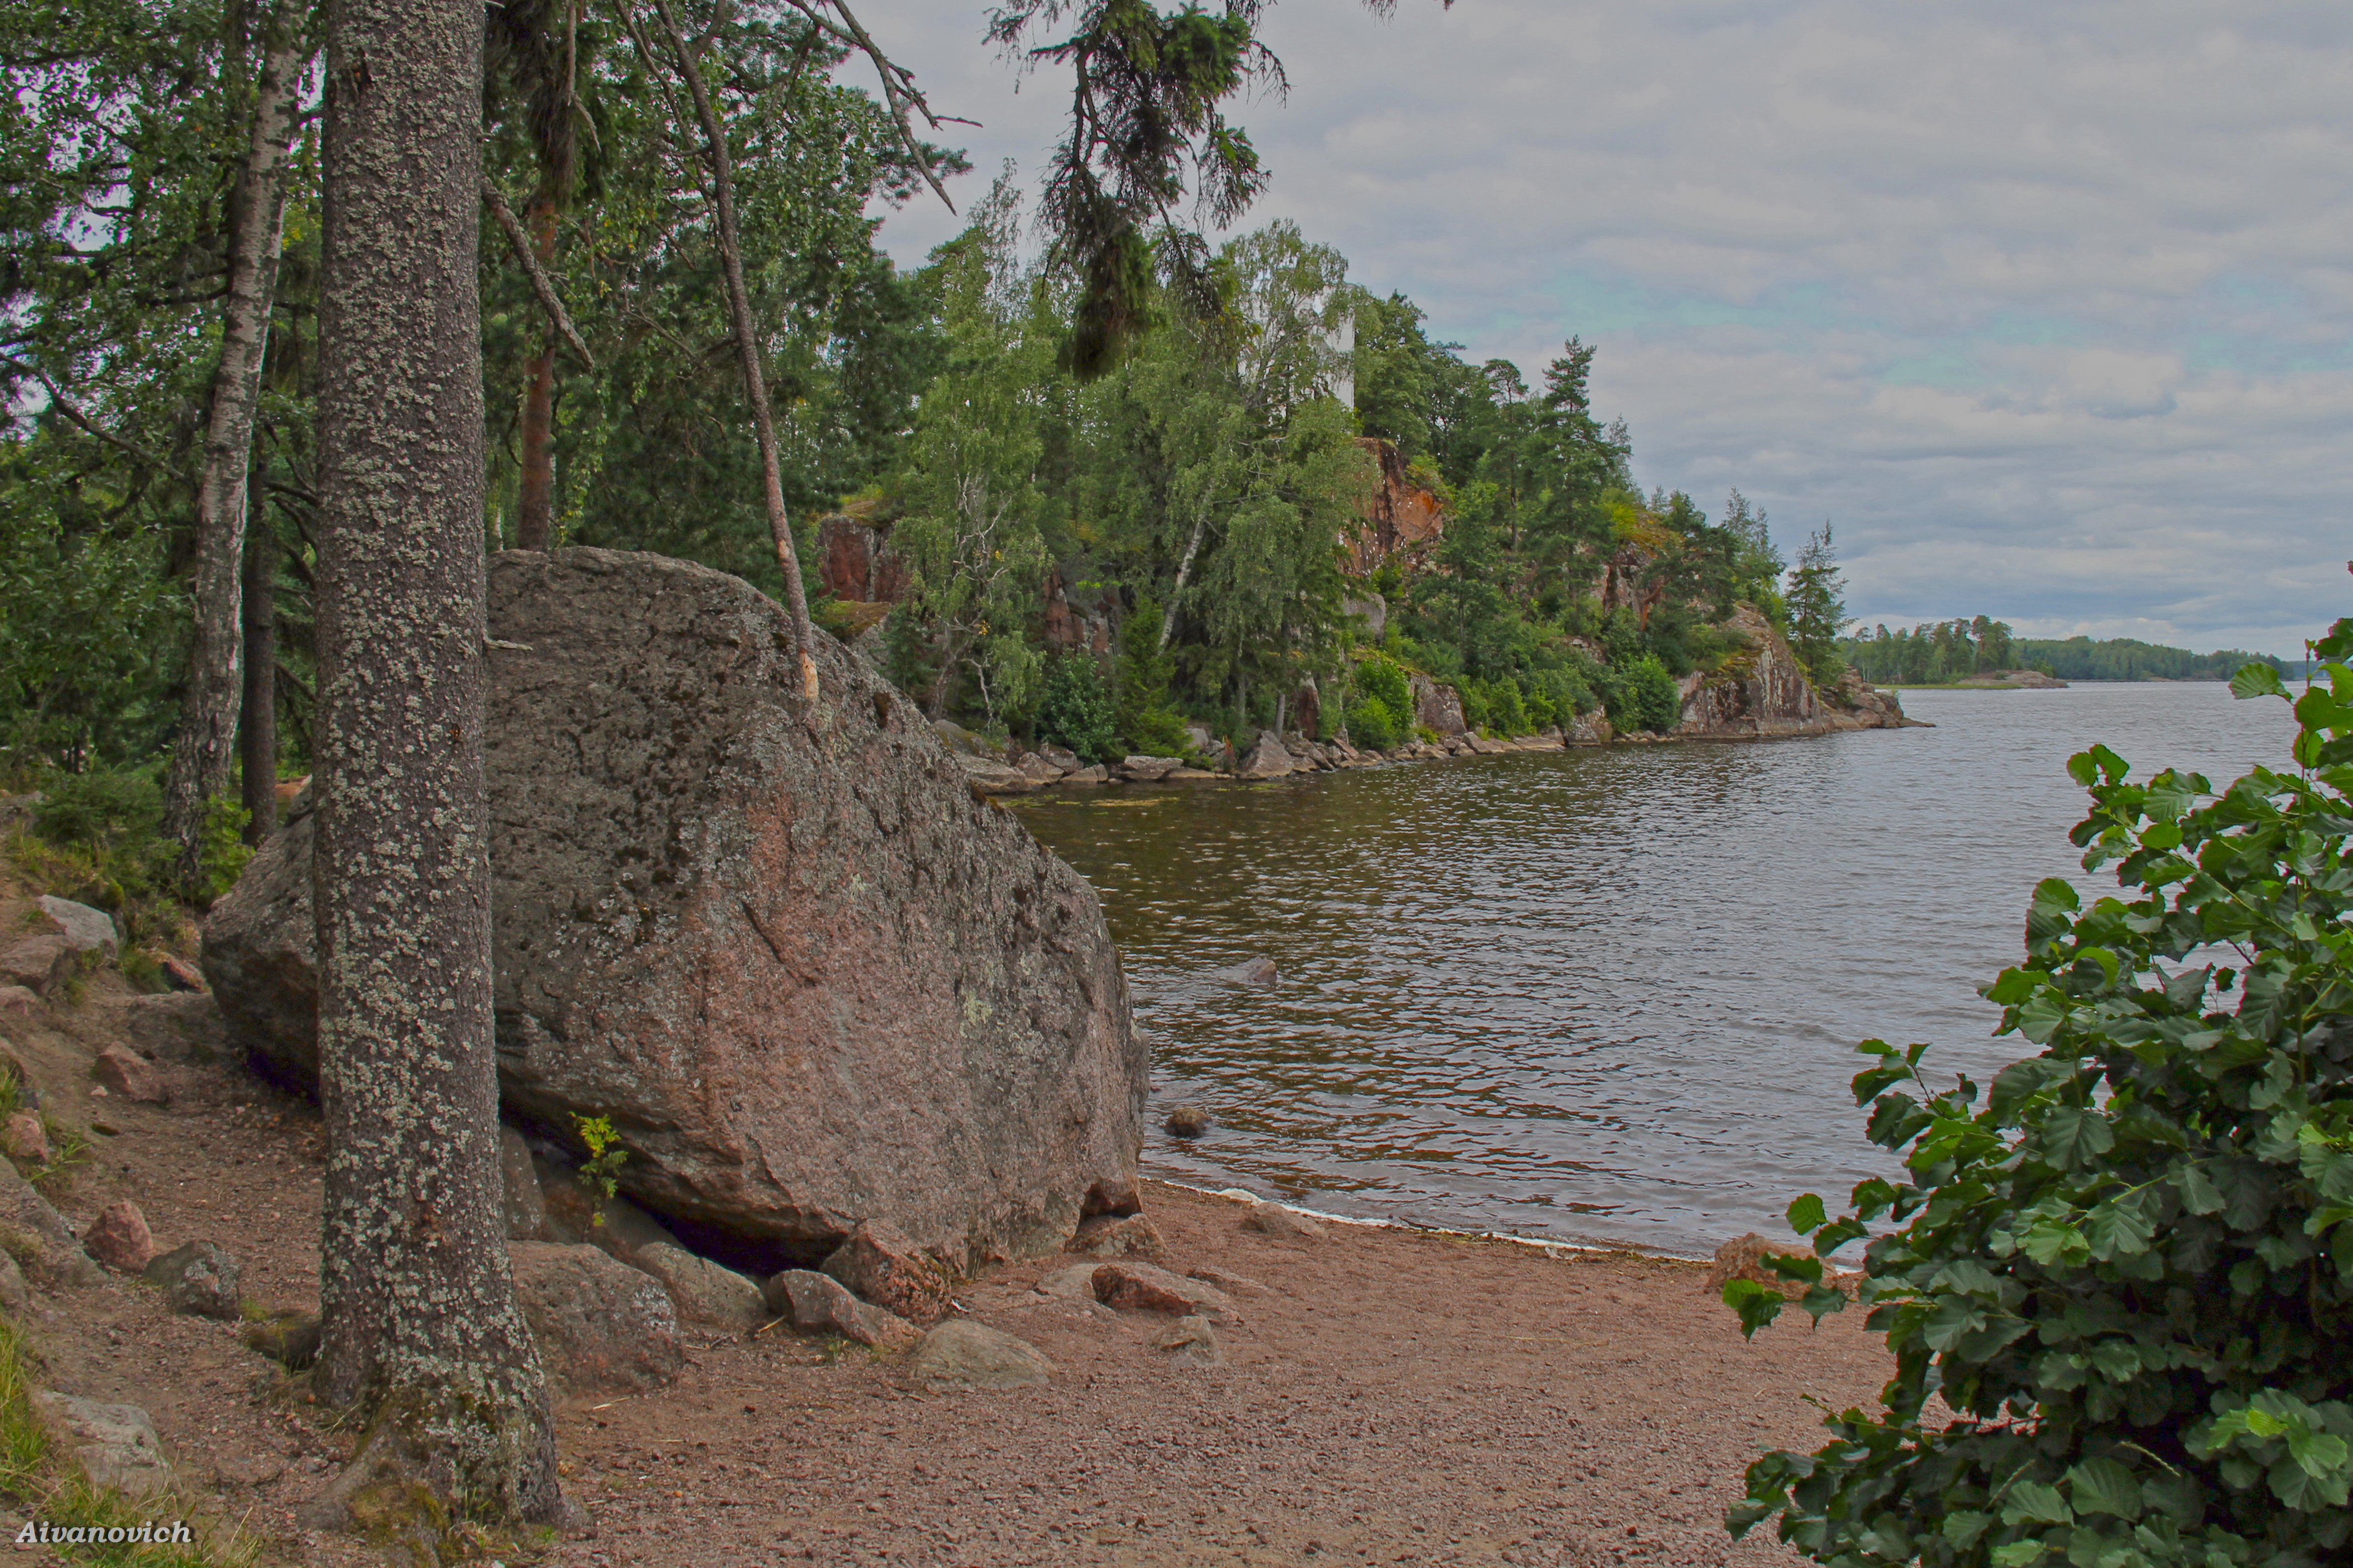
[1841,618,2289,684]
[2,5,1857,843]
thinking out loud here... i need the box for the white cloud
[858,0,2353,654]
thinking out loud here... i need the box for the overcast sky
[853,1,2351,656]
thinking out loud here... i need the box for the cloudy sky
[853,1,2351,655]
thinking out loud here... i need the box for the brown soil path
[0,949,1885,1568]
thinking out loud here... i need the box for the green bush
[1727,628,2353,1567]
[1115,599,1192,757]
[1355,654,1411,724]
[1606,653,1681,734]
[30,770,161,851]
[1346,695,1400,750]
[1487,677,1529,737]
[1033,655,1121,763]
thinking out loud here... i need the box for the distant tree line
[1842,619,2291,684]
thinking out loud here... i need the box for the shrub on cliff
[1726,628,2353,1567]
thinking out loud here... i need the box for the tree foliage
[1727,626,2353,1568]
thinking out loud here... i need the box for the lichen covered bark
[312,0,561,1527]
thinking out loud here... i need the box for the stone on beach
[1153,1313,1224,1367]
[1239,1201,1327,1242]
[822,1218,955,1325]
[763,1268,921,1348]
[635,1241,767,1330]
[907,1320,1053,1392]
[1066,1211,1168,1262]
[32,1392,173,1494]
[93,1044,167,1105]
[1091,1261,1238,1321]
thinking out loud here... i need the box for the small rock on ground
[3,1110,47,1165]
[763,1269,920,1349]
[907,1320,1052,1392]
[83,1200,155,1273]
[635,1241,766,1330]
[32,1392,173,1494]
[1091,1262,1238,1321]
[35,897,117,959]
[92,1045,167,1105]
[821,1219,954,1325]
[1066,1211,1167,1262]
[142,1238,240,1318]
[1186,1265,1269,1297]
[1153,1314,1224,1367]
[510,1241,683,1394]
[1240,1201,1327,1242]
[0,1160,101,1287]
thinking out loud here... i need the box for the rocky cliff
[1675,605,1913,739]
[202,548,1146,1273]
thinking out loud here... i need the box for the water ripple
[1014,684,2297,1256]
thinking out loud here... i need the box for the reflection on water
[1012,683,2298,1256]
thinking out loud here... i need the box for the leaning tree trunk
[308,0,563,1532]
[160,19,303,887]
[514,196,559,551]
[654,0,819,702]
[238,507,277,846]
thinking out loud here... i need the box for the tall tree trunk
[514,197,558,551]
[307,0,563,1532]
[161,16,303,887]
[1157,502,1211,652]
[238,508,278,846]
[654,0,819,702]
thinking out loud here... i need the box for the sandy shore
[0,964,1887,1568]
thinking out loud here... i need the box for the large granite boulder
[202,548,1146,1272]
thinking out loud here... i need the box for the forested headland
[6,5,1859,823]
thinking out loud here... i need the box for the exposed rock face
[1671,607,1916,739]
[201,548,1146,1273]
[1408,675,1466,737]
[1343,439,1446,576]
[1675,605,1821,738]
[815,506,910,606]
[1834,670,1918,725]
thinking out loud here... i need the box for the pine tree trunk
[238,510,278,845]
[309,0,563,1530]
[514,197,558,551]
[160,19,303,888]
[654,0,819,702]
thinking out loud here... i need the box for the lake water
[1011,683,2301,1258]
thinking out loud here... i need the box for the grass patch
[0,1312,255,1566]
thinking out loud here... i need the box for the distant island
[1840,617,2296,686]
